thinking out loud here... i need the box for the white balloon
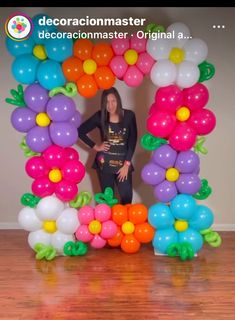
[150,60,177,87]
[28,229,51,250]
[18,207,42,231]
[51,231,75,255]
[176,61,200,88]
[36,195,65,221]
[167,22,191,48]
[184,38,208,64]
[146,38,172,60]
[56,208,80,234]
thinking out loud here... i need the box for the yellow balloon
[36,112,51,127]
[33,45,47,60]
[122,221,135,235]
[83,59,97,75]
[124,49,138,65]
[169,47,185,64]
[176,106,190,121]
[43,220,57,233]
[166,168,179,182]
[49,169,62,183]
[88,220,102,234]
[174,220,188,232]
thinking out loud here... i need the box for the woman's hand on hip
[93,141,110,152]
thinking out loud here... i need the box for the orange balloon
[107,227,123,247]
[121,234,140,253]
[134,222,155,243]
[92,43,114,66]
[76,74,98,98]
[73,39,93,61]
[112,204,128,226]
[128,204,148,224]
[62,57,84,82]
[94,66,116,89]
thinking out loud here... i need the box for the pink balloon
[25,156,48,179]
[183,83,209,111]
[90,234,106,249]
[43,145,65,168]
[155,85,183,113]
[94,204,111,222]
[111,38,129,55]
[147,111,177,138]
[55,180,78,202]
[188,109,216,135]
[32,177,54,197]
[78,206,94,224]
[123,65,143,87]
[148,103,157,116]
[75,225,93,242]
[130,34,147,53]
[61,160,85,183]
[136,52,154,75]
[64,147,79,161]
[100,220,117,239]
[169,123,197,151]
[110,56,128,79]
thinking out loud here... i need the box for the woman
[78,87,137,204]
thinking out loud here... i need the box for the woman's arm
[125,111,138,162]
[78,111,100,148]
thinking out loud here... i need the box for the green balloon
[199,61,215,82]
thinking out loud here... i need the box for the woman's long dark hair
[100,87,124,140]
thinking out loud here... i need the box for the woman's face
[106,93,118,114]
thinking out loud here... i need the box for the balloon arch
[5,14,222,261]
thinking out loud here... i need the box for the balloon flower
[6,14,73,90]
[18,195,80,255]
[148,194,214,255]
[25,145,85,202]
[141,144,201,203]
[147,83,216,151]
[11,84,81,152]
[110,34,154,87]
[62,39,115,98]
[75,204,118,249]
[147,22,208,88]
[108,204,154,253]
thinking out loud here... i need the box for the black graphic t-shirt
[78,109,137,174]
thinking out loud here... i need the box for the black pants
[97,170,133,205]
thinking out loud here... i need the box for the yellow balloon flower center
[43,220,57,233]
[83,59,97,75]
[176,106,190,121]
[33,44,47,60]
[169,47,185,64]
[174,220,188,232]
[122,221,135,235]
[124,49,138,65]
[49,169,62,183]
[36,112,51,127]
[88,220,102,234]
[166,168,179,182]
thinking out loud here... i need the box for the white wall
[1,7,235,229]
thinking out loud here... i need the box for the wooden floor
[1,230,235,319]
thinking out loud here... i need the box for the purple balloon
[176,174,201,195]
[71,110,82,128]
[11,108,36,132]
[26,126,52,152]
[50,122,78,147]
[153,144,177,169]
[154,180,177,203]
[175,150,200,173]
[47,94,76,122]
[141,163,165,185]
[24,84,49,112]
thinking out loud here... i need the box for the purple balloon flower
[141,144,201,203]
[11,84,81,152]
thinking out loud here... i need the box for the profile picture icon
[5,12,33,41]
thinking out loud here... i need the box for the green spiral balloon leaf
[64,241,88,256]
[34,243,57,260]
[49,82,78,97]
[141,133,167,151]
[167,242,195,261]
[198,61,215,82]
[200,228,222,247]
[193,179,212,200]
[20,137,41,157]
[193,136,208,155]
[21,193,41,208]
[5,84,26,107]
[95,187,118,207]
[69,191,92,208]
[144,23,165,33]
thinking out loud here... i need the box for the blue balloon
[170,194,196,220]
[12,54,39,84]
[153,227,178,254]
[6,37,35,57]
[45,37,73,62]
[148,203,174,229]
[189,205,214,231]
[37,60,66,90]
[32,14,57,44]
[178,228,203,253]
